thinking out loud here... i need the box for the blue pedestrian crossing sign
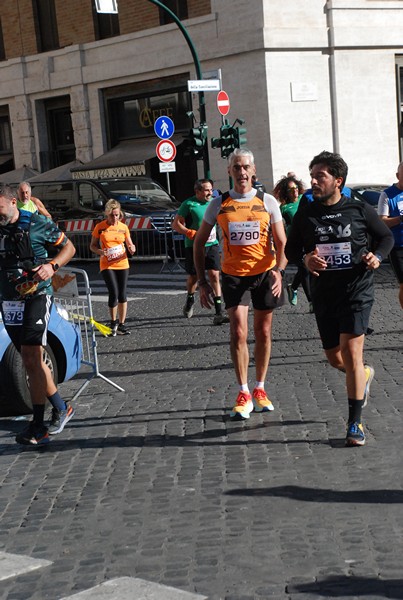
[154,116,175,140]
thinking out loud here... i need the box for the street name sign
[188,80,221,92]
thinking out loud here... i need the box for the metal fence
[61,215,185,272]
[54,267,125,400]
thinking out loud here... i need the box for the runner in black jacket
[285,151,394,446]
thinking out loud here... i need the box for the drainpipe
[326,1,340,153]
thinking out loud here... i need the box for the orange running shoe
[252,388,274,412]
[230,391,253,420]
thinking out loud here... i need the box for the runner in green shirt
[172,179,228,325]
[277,175,312,310]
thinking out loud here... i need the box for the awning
[28,160,84,182]
[0,166,39,184]
[70,136,183,179]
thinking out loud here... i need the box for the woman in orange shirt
[90,200,136,336]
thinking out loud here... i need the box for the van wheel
[0,344,58,416]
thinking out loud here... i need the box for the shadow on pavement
[288,575,403,598]
[0,418,331,454]
[226,484,403,503]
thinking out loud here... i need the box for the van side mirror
[92,198,104,210]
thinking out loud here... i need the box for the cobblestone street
[0,265,402,600]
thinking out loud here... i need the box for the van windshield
[98,179,177,211]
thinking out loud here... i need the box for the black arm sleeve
[285,209,309,264]
[298,194,310,210]
[364,203,394,258]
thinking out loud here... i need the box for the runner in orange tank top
[194,148,287,419]
[90,199,136,336]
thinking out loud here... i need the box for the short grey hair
[0,184,16,200]
[18,181,32,192]
[228,147,255,168]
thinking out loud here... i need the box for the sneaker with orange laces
[230,391,254,420]
[252,387,274,412]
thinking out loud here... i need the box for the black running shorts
[1,294,53,350]
[315,306,372,350]
[221,270,285,310]
[186,244,220,275]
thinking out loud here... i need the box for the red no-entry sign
[217,90,230,116]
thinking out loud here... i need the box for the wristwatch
[278,269,285,277]
[374,254,382,263]
[50,262,60,272]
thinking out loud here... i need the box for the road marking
[59,576,208,599]
[89,277,186,287]
[0,551,52,581]
[89,290,182,303]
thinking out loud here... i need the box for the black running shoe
[16,421,50,446]
[117,323,131,335]
[213,313,230,325]
[109,320,118,337]
[183,299,194,318]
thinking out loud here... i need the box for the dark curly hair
[309,151,348,189]
[272,175,305,205]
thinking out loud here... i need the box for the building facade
[0,0,402,198]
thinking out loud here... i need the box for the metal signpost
[154,119,182,275]
[154,116,176,193]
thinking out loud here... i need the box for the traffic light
[211,121,236,158]
[211,134,221,149]
[211,119,247,158]
[234,124,247,148]
[184,125,207,160]
[220,124,237,158]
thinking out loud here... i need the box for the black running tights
[102,268,129,308]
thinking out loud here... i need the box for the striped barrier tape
[124,217,152,230]
[61,217,152,232]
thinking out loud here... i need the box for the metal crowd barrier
[53,267,124,400]
[60,215,185,272]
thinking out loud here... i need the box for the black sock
[33,405,46,426]
[47,391,67,412]
[187,293,195,303]
[213,296,223,315]
[348,398,364,423]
